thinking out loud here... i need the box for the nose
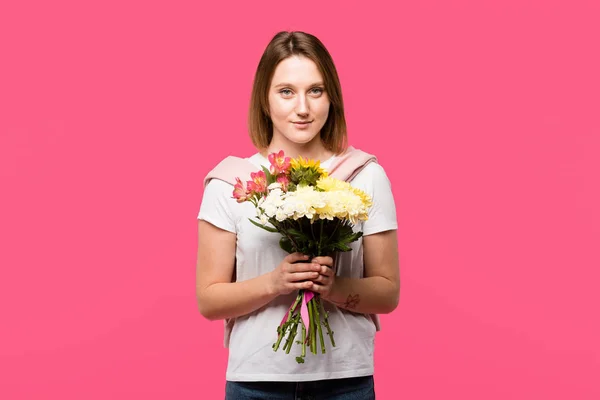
[295,94,309,117]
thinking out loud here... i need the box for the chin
[285,134,319,145]
[296,128,324,141]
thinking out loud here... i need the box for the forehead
[271,56,323,86]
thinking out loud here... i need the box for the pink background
[1,1,599,399]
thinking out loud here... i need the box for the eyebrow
[273,82,324,88]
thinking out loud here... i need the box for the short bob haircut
[248,31,348,155]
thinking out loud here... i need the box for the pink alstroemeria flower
[276,174,290,191]
[247,170,267,195]
[232,177,249,203]
[268,150,292,175]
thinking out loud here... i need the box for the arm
[195,220,277,321]
[196,219,320,321]
[312,229,400,314]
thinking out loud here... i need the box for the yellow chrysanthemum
[316,176,351,192]
[290,156,327,176]
[352,187,373,209]
[291,156,318,169]
[288,156,328,186]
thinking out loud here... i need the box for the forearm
[324,276,399,314]
[197,272,277,321]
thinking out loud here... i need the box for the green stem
[318,219,324,255]
[323,220,341,254]
[273,324,287,351]
[306,218,316,243]
[310,300,317,354]
[283,319,295,353]
[320,300,336,347]
[285,319,299,354]
[301,322,306,358]
[290,291,303,314]
[307,298,315,354]
[273,292,302,352]
[314,296,326,354]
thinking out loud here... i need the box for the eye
[311,87,324,95]
[280,89,293,96]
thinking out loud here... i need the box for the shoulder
[209,155,251,171]
[202,156,241,197]
[202,179,236,210]
[352,161,391,184]
[205,177,235,192]
[348,158,394,199]
[340,146,376,160]
[203,153,259,188]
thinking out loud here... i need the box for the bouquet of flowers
[233,150,372,363]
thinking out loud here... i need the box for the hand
[307,256,335,299]
[268,252,323,296]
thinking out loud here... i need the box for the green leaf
[287,228,310,240]
[261,166,276,185]
[339,224,354,234]
[280,237,294,254]
[332,242,352,252]
[346,231,363,242]
[248,217,278,233]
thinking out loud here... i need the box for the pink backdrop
[1,1,599,399]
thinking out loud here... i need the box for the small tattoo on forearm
[332,294,360,309]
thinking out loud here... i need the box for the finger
[311,274,329,284]
[308,282,324,293]
[286,252,310,263]
[289,262,322,273]
[291,281,313,290]
[319,265,333,277]
[311,256,334,267]
[288,271,320,282]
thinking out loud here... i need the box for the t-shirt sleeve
[357,163,398,236]
[197,178,237,234]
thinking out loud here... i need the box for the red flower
[268,150,292,175]
[232,177,250,203]
[276,174,290,191]
[247,170,267,195]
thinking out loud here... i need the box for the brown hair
[248,31,348,154]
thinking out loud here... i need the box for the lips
[293,121,312,129]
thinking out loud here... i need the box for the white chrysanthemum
[266,188,284,203]
[284,185,326,220]
[253,182,370,224]
[275,209,288,222]
[260,188,286,218]
[263,204,278,218]
[259,213,269,225]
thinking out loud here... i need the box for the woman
[196,31,399,399]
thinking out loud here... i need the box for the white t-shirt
[197,151,398,382]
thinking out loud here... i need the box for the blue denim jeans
[225,375,375,399]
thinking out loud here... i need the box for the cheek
[315,100,331,118]
[269,97,292,119]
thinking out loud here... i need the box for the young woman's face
[268,55,330,147]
